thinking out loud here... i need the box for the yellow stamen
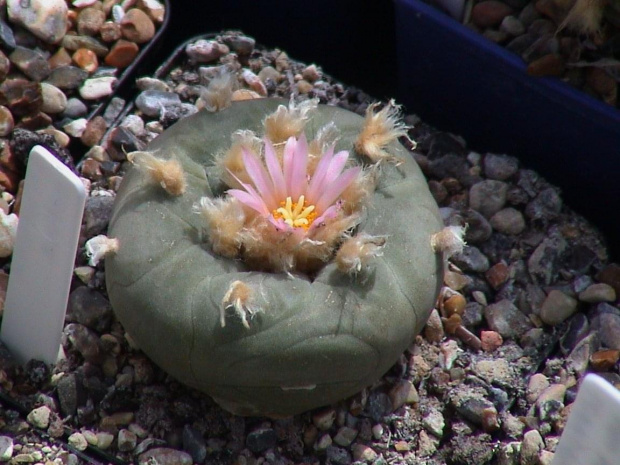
[273,195,317,230]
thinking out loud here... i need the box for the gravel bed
[0,0,166,197]
[456,0,620,108]
[1,31,620,465]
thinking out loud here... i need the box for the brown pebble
[482,407,500,432]
[81,116,107,146]
[0,105,14,137]
[587,67,617,106]
[73,48,99,73]
[394,440,410,452]
[471,0,514,28]
[0,79,42,116]
[485,262,509,289]
[0,168,19,194]
[121,8,155,44]
[534,0,565,23]
[302,64,321,82]
[428,180,448,203]
[104,40,139,68]
[78,7,106,36]
[595,263,620,296]
[442,313,462,334]
[527,54,565,77]
[454,325,482,350]
[480,330,503,352]
[296,79,314,94]
[424,308,444,343]
[0,51,9,82]
[48,47,73,69]
[81,158,102,180]
[231,89,261,102]
[443,294,466,316]
[18,112,52,130]
[100,21,122,42]
[590,349,620,371]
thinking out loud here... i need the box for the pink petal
[268,215,292,232]
[324,151,350,185]
[315,166,361,212]
[310,204,340,229]
[306,145,334,202]
[228,189,269,215]
[286,134,308,199]
[242,148,277,208]
[282,137,296,195]
[264,138,286,201]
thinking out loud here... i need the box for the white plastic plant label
[552,373,620,465]
[0,145,86,365]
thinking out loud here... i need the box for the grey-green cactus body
[106,99,443,416]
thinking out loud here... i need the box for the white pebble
[79,76,117,100]
[0,210,18,258]
[63,118,88,137]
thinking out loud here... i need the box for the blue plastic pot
[394,0,620,257]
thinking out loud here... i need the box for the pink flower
[227,134,361,234]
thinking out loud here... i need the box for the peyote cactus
[103,97,447,416]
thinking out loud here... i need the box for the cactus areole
[106,99,444,416]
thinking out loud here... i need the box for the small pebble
[424,308,444,342]
[490,207,526,235]
[77,7,106,36]
[7,0,68,44]
[72,48,99,73]
[452,246,490,273]
[138,448,193,465]
[480,330,503,351]
[520,429,544,464]
[590,349,620,371]
[483,153,519,180]
[0,436,14,461]
[578,283,616,303]
[105,39,139,68]
[46,66,89,90]
[351,443,378,462]
[485,262,510,289]
[64,118,89,137]
[68,432,88,451]
[79,76,117,100]
[597,312,620,350]
[120,8,155,43]
[500,15,526,36]
[26,406,51,429]
[539,290,578,326]
[333,426,358,447]
[471,0,514,28]
[246,427,277,453]
[40,83,68,114]
[0,106,14,137]
[484,299,533,338]
[422,408,445,438]
[185,40,229,63]
[96,432,115,450]
[469,180,508,218]
[118,429,138,452]
[312,407,336,431]
[81,115,108,146]
[526,374,550,404]
[389,379,419,410]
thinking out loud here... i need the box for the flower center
[273,195,317,230]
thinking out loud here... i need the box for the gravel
[0,31,618,465]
